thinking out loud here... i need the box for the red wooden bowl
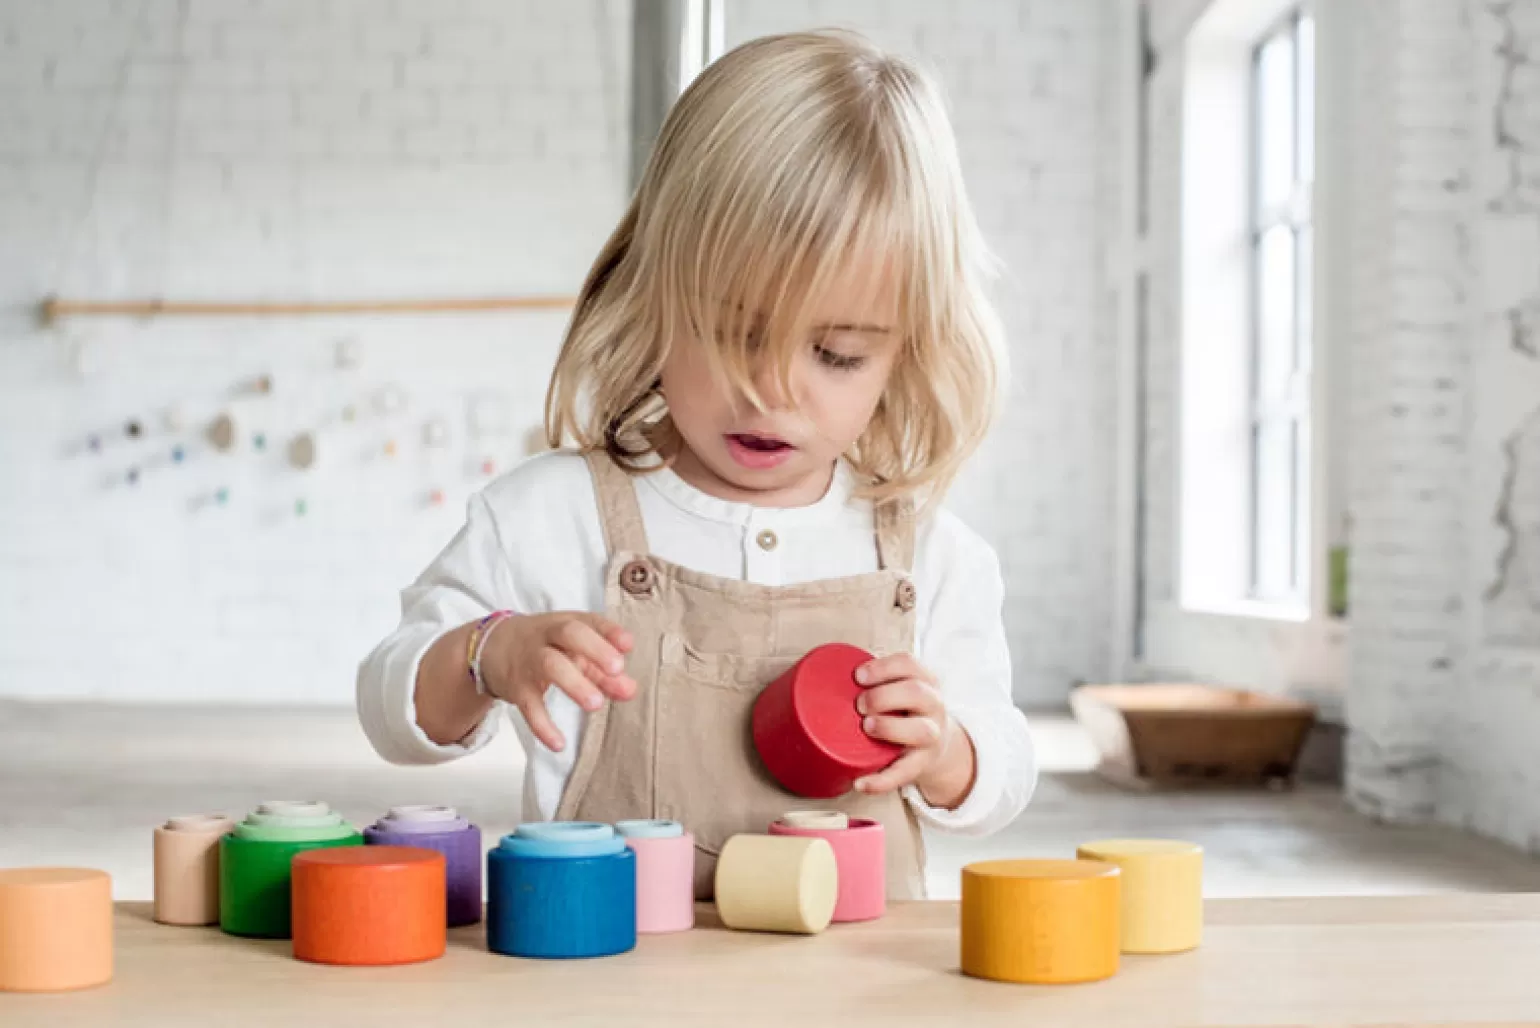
[752,643,902,798]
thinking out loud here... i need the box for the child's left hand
[852,653,977,808]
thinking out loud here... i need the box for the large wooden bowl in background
[1069,683,1317,790]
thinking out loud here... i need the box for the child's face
[661,263,901,506]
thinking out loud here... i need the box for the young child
[357,29,1036,899]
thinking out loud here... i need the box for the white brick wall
[1340,0,1472,823]
[0,0,631,703]
[724,0,1120,707]
[1442,0,1540,848]
[0,0,1119,709]
[1331,0,1540,841]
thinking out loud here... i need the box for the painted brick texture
[0,0,631,703]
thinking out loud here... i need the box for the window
[1249,9,1314,604]
[1148,0,1342,691]
[1178,0,1317,619]
[678,0,725,93]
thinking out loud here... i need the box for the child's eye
[814,344,867,371]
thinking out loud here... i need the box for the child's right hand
[482,613,637,751]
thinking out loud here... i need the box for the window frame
[678,0,726,93]
[1137,0,1345,696]
[1246,5,1315,606]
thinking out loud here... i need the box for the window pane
[1253,418,1296,599]
[1293,412,1311,600]
[1296,223,1313,371]
[1257,225,1296,400]
[1298,14,1315,184]
[1256,29,1296,216]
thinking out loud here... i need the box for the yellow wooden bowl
[960,859,1120,984]
[1076,838,1203,954]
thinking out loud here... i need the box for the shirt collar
[640,459,860,528]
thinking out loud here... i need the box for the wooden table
[5,894,1540,1026]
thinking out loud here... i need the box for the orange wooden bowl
[291,846,446,966]
[0,868,113,992]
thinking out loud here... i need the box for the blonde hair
[544,28,1006,508]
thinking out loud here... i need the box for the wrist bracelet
[467,610,514,697]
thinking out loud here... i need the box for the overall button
[756,529,778,551]
[894,579,916,612]
[620,560,655,595]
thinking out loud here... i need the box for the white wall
[0,0,1122,710]
[1336,0,1540,847]
[1336,0,1470,822]
[725,0,1122,708]
[1440,0,1540,848]
[0,0,631,703]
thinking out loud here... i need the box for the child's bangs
[662,137,931,412]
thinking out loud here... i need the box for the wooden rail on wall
[38,294,577,324]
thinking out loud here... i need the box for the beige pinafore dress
[554,451,927,900]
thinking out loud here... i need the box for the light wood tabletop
[4,893,1540,1026]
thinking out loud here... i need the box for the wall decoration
[207,413,237,452]
[187,487,232,513]
[228,374,274,398]
[40,294,575,322]
[288,433,317,471]
[60,329,548,517]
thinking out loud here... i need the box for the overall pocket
[651,636,797,859]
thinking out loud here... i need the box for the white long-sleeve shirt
[356,450,1036,835]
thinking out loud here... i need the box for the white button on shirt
[355,450,1037,837]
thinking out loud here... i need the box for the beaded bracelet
[467,610,514,697]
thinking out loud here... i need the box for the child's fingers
[853,750,928,795]
[573,613,635,655]
[855,653,934,687]
[862,713,943,749]
[856,679,937,718]
[538,647,605,712]
[599,674,637,700]
[571,655,638,702]
[516,694,567,753]
[553,618,630,682]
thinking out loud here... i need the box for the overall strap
[874,496,916,572]
[583,450,651,555]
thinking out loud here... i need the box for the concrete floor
[4,700,1540,901]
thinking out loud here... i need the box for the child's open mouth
[725,433,795,469]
